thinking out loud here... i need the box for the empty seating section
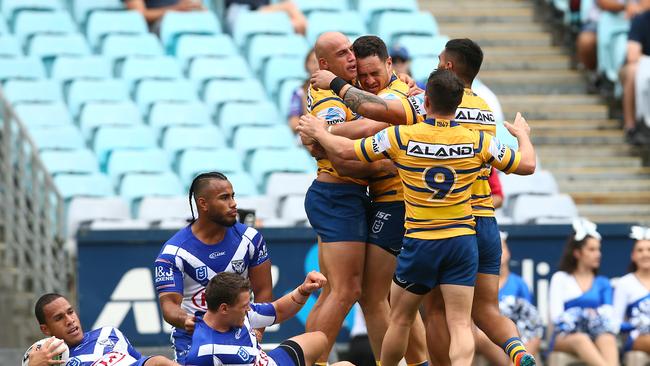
[306,11,366,44]
[159,11,221,52]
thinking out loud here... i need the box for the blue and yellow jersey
[307,85,367,185]
[402,88,498,216]
[353,118,520,240]
[370,74,408,203]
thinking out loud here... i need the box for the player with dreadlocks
[153,172,273,364]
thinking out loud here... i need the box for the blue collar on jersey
[389,73,398,84]
[423,118,460,127]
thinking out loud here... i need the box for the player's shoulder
[229,223,260,241]
[308,85,342,105]
[461,88,492,110]
[163,225,194,247]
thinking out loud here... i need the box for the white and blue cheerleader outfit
[499,273,544,343]
[613,273,650,350]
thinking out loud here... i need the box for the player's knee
[331,283,362,304]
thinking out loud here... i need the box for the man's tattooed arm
[342,86,409,125]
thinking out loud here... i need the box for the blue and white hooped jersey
[613,273,650,337]
[154,223,269,315]
[185,303,277,366]
[66,327,146,366]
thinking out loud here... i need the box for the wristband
[330,77,348,96]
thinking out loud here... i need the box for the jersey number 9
[423,166,456,200]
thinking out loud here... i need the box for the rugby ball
[22,337,69,366]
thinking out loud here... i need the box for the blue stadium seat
[247,34,309,74]
[248,148,314,190]
[50,56,112,82]
[118,172,185,208]
[118,56,183,89]
[134,79,199,115]
[30,125,86,151]
[219,101,282,140]
[306,11,366,45]
[232,125,295,157]
[0,35,22,57]
[0,18,6,34]
[176,148,245,186]
[41,149,99,176]
[224,171,258,196]
[1,0,62,23]
[159,11,222,53]
[263,56,307,99]
[67,79,130,117]
[93,125,157,167]
[72,0,122,25]
[395,35,449,58]
[277,79,303,117]
[107,148,171,186]
[78,101,143,140]
[4,80,62,104]
[160,125,227,160]
[101,34,164,63]
[203,79,267,114]
[597,11,629,83]
[173,34,238,67]
[27,34,91,63]
[54,173,114,199]
[14,102,73,129]
[13,11,77,45]
[232,11,294,49]
[357,0,418,27]
[86,10,147,49]
[0,57,45,82]
[410,56,437,83]
[187,56,252,86]
[148,101,211,135]
[375,12,438,45]
[295,0,348,15]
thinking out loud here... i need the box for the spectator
[621,7,650,145]
[389,45,411,76]
[123,0,204,32]
[488,167,504,209]
[288,48,317,133]
[225,0,307,35]
[613,226,650,353]
[548,218,619,366]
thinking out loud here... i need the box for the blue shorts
[304,180,370,243]
[267,340,305,366]
[171,329,191,364]
[367,201,405,256]
[394,235,478,294]
[475,216,502,275]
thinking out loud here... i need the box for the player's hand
[28,338,66,366]
[184,315,196,334]
[310,70,337,90]
[297,114,327,139]
[300,271,327,293]
[380,160,398,175]
[408,86,424,97]
[302,138,326,159]
[503,112,530,138]
[397,73,416,89]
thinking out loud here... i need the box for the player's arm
[249,261,273,302]
[484,113,536,175]
[329,119,390,139]
[272,271,326,323]
[143,356,180,366]
[298,115,359,161]
[158,293,195,333]
[154,257,195,332]
[329,155,396,179]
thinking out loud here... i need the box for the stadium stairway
[420,0,650,223]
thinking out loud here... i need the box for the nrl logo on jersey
[406,141,474,159]
[455,108,495,124]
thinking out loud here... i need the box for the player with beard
[154,172,273,364]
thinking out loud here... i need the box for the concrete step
[423,1,534,10]
[428,7,535,23]
[571,192,650,205]
[559,179,650,192]
[441,22,546,33]
[479,70,587,94]
[537,144,636,157]
[480,46,567,57]
[528,119,620,130]
[550,167,650,180]
[503,104,609,120]
[499,94,603,105]
[483,54,571,70]
[578,204,650,223]
[532,130,625,144]
[543,156,643,169]
[444,31,553,47]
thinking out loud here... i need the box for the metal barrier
[0,93,71,347]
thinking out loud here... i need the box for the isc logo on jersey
[317,107,345,124]
[406,141,474,159]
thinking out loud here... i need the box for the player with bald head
[154,172,273,364]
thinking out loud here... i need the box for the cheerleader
[548,218,619,366]
[613,226,650,353]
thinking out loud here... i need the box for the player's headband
[572,217,601,241]
[630,226,650,241]
[499,231,508,241]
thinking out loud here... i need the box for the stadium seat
[67,79,130,117]
[3,80,62,105]
[246,34,309,74]
[265,172,313,198]
[511,194,578,224]
[87,219,151,230]
[410,56,438,83]
[66,195,131,237]
[219,101,282,140]
[54,173,114,200]
[93,125,157,167]
[86,10,148,49]
[1,0,62,22]
[357,0,418,26]
[27,34,91,63]
[236,195,278,220]
[173,34,238,66]
[135,79,199,115]
[232,11,294,49]
[395,35,449,58]
[176,148,245,186]
[148,101,211,135]
[375,12,438,45]
[50,56,112,83]
[101,34,164,63]
[224,171,258,196]
[263,56,307,98]
[0,57,45,82]
[72,0,122,25]
[186,56,252,86]
[596,11,629,83]
[203,79,267,114]
[277,79,303,117]
[78,101,143,141]
[106,149,172,186]
[161,125,227,160]
[0,35,22,57]
[118,56,183,88]
[118,172,185,212]
[29,125,85,151]
[247,148,314,189]
[277,194,308,225]
[13,11,77,45]
[159,11,222,53]
[500,170,559,200]
[306,11,367,45]
[0,18,6,35]
[137,196,192,222]
[294,0,348,15]
[14,103,73,129]
[40,149,99,176]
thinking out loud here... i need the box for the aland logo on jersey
[406,141,474,159]
[455,107,495,125]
